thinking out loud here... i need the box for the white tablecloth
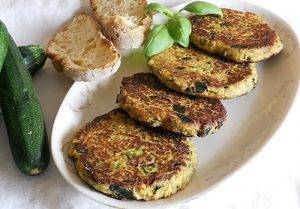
[0,0,299,209]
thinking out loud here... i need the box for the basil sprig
[144,25,174,57]
[167,13,192,48]
[144,1,223,58]
[146,3,174,17]
[181,1,223,17]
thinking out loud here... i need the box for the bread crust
[90,0,152,49]
[46,13,121,82]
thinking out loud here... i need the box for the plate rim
[51,1,300,208]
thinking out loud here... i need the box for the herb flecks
[195,81,208,93]
[173,104,186,113]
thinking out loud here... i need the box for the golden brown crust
[191,9,277,48]
[68,109,196,200]
[148,45,258,99]
[117,73,226,136]
[190,8,283,62]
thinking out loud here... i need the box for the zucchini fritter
[67,109,196,200]
[148,45,258,99]
[117,73,226,136]
[190,8,283,62]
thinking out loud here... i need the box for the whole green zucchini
[19,45,47,75]
[0,22,8,73]
[0,20,49,175]
[0,45,47,116]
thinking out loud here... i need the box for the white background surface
[0,0,299,209]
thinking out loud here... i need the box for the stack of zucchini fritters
[67,9,283,201]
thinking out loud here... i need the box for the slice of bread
[47,13,121,82]
[90,0,152,49]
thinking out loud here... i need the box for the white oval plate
[51,1,300,208]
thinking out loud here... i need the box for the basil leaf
[168,13,191,48]
[144,24,174,57]
[181,1,223,17]
[146,3,174,17]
